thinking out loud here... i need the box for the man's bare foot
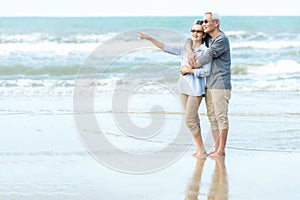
[208,151,225,158]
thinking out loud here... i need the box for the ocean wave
[232,59,300,75]
[0,65,83,76]
[0,33,116,44]
[226,31,269,40]
[0,42,97,56]
[247,60,300,74]
[0,59,299,96]
[226,30,300,41]
[0,77,299,97]
[1,32,299,54]
[0,79,76,88]
[0,30,299,72]
[231,40,300,49]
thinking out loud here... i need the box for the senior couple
[138,12,231,158]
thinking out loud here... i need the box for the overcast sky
[0,0,299,16]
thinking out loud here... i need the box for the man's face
[202,14,218,34]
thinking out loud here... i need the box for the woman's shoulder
[194,43,207,53]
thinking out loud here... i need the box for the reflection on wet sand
[185,157,228,200]
[208,157,228,200]
[185,158,206,200]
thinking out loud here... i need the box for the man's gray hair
[205,12,221,21]
[205,12,221,27]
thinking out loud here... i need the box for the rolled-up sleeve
[198,36,227,66]
[163,44,183,56]
[194,48,211,77]
[194,62,211,77]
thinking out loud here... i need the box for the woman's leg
[184,95,206,157]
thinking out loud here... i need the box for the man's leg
[211,130,220,152]
[205,89,219,153]
[209,129,228,157]
[208,89,231,157]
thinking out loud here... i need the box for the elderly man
[186,12,232,157]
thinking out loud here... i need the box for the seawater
[0,17,299,153]
[0,16,300,95]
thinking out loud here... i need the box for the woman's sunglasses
[191,30,204,34]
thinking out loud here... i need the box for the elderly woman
[138,20,211,158]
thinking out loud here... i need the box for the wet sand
[0,92,300,199]
[0,147,299,200]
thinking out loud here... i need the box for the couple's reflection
[185,157,228,200]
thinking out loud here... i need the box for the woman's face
[190,24,205,42]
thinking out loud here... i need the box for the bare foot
[192,150,205,156]
[208,151,225,158]
[193,151,207,159]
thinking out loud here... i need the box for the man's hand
[180,65,190,75]
[187,51,196,67]
[185,38,196,66]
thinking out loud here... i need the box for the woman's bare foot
[193,151,207,159]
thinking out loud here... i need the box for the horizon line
[0,14,299,17]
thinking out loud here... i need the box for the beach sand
[1,147,299,200]
[0,92,299,199]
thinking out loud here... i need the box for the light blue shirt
[163,43,211,96]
